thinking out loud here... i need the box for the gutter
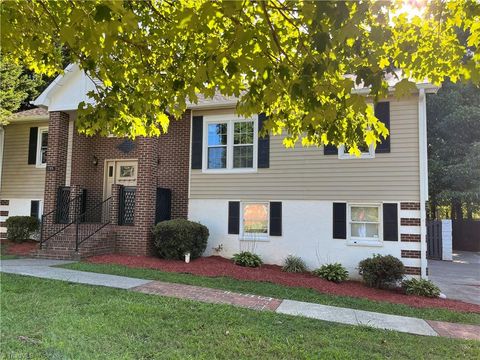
[418,88,428,278]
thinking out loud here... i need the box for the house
[0,64,437,278]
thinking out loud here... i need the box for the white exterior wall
[189,199,422,279]
[0,199,43,237]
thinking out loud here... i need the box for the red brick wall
[67,111,191,255]
[44,112,69,215]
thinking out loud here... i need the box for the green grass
[1,274,479,359]
[0,254,18,260]
[60,262,480,325]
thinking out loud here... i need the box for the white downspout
[0,126,4,193]
[418,89,428,278]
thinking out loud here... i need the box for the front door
[104,160,138,199]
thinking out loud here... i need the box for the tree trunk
[454,202,463,221]
[467,203,473,220]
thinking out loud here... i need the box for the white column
[441,219,453,261]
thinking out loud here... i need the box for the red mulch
[1,240,38,256]
[86,254,480,314]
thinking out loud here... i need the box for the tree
[0,60,45,123]
[427,81,480,220]
[1,0,479,152]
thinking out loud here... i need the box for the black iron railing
[119,187,136,225]
[75,197,112,251]
[39,191,85,249]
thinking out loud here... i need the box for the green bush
[152,219,209,260]
[5,216,39,243]
[313,263,349,283]
[282,255,307,273]
[358,254,405,289]
[402,278,441,298]
[232,251,262,267]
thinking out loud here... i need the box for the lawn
[60,262,480,325]
[1,274,479,359]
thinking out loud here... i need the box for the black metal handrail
[39,192,84,249]
[75,197,112,251]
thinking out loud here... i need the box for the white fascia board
[32,63,77,107]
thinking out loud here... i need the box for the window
[203,116,257,172]
[241,202,269,240]
[338,143,375,159]
[348,204,382,246]
[119,165,135,178]
[36,127,48,167]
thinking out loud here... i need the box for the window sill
[35,163,47,169]
[347,239,383,247]
[202,168,258,174]
[338,153,375,160]
[240,236,269,242]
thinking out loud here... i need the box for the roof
[33,64,438,112]
[8,107,49,122]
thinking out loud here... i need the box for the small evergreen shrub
[402,278,441,298]
[313,263,349,283]
[282,255,307,273]
[152,219,209,260]
[358,254,405,289]
[5,216,39,243]
[232,251,262,267]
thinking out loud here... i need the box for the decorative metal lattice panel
[56,187,71,223]
[119,186,136,225]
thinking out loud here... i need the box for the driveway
[429,251,480,305]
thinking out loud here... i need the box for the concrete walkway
[1,258,479,340]
[429,251,480,305]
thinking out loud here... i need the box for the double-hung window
[348,204,382,246]
[241,202,269,240]
[36,127,48,167]
[204,116,257,172]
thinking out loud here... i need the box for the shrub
[282,255,307,273]
[358,254,405,289]
[313,263,349,283]
[6,216,39,243]
[232,251,262,267]
[402,278,441,298]
[152,219,209,260]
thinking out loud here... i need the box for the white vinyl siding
[190,96,420,201]
[0,121,48,199]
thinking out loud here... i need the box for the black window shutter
[30,200,40,219]
[383,203,398,241]
[191,116,203,169]
[333,203,347,239]
[28,127,38,164]
[324,144,338,155]
[258,113,270,168]
[155,188,172,224]
[228,201,240,234]
[269,202,282,236]
[375,102,391,153]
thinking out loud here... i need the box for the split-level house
[0,64,437,278]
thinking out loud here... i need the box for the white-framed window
[36,127,48,167]
[338,143,375,159]
[241,202,269,241]
[347,204,382,246]
[203,115,257,173]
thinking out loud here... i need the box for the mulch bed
[86,254,480,314]
[1,240,38,256]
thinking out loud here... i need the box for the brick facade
[401,250,421,259]
[400,234,421,242]
[400,202,421,210]
[400,218,421,226]
[42,110,191,256]
[404,266,421,275]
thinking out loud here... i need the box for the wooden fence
[452,220,480,252]
[426,220,442,260]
